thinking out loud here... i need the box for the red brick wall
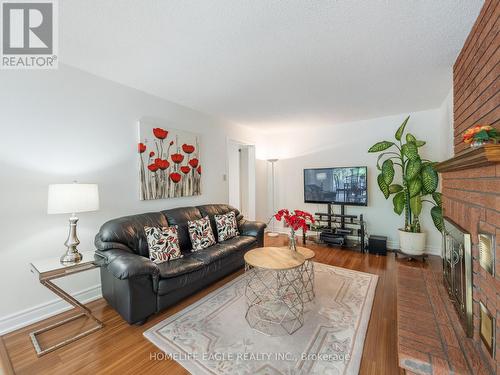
[443,0,500,372]
[453,0,500,154]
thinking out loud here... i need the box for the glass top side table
[29,250,103,356]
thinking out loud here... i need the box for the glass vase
[288,231,297,251]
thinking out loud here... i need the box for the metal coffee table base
[301,260,315,303]
[244,265,304,336]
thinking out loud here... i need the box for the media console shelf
[313,203,366,252]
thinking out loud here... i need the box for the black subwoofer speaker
[368,235,387,255]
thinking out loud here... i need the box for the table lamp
[47,183,99,264]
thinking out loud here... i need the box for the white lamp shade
[47,184,99,214]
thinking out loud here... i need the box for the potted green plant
[368,116,444,256]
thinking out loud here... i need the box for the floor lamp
[267,158,279,237]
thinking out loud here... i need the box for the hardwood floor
[1,235,440,375]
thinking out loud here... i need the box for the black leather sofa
[94,204,266,324]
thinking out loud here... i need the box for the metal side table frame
[244,247,306,336]
[29,251,103,356]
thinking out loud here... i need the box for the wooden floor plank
[1,235,439,375]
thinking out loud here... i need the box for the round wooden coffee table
[244,247,305,336]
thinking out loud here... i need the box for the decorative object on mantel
[435,144,500,173]
[274,209,315,251]
[368,116,443,257]
[463,124,499,148]
[138,121,201,200]
[47,183,99,264]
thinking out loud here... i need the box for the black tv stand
[315,203,366,252]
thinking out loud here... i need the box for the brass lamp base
[60,215,82,265]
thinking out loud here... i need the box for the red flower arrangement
[197,166,202,174]
[274,209,315,232]
[180,166,191,174]
[274,208,314,251]
[138,143,146,153]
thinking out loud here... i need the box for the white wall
[254,103,454,255]
[227,140,241,210]
[0,64,255,333]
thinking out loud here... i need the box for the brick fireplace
[439,0,500,372]
[397,2,499,374]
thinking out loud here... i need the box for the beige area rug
[144,262,378,375]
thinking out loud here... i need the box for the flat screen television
[304,166,368,206]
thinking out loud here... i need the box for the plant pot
[398,229,426,256]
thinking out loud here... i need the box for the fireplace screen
[442,217,473,337]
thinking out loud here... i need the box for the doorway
[227,140,256,220]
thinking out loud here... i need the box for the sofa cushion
[188,216,216,251]
[214,211,239,241]
[157,254,205,279]
[144,226,183,264]
[161,206,202,253]
[190,243,237,264]
[220,235,257,250]
[157,251,245,296]
[196,204,243,242]
[192,236,256,264]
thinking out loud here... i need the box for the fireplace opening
[442,217,473,337]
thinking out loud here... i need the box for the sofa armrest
[95,249,159,280]
[239,220,266,247]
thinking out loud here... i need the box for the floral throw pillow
[188,216,216,251]
[144,226,183,264]
[215,211,239,241]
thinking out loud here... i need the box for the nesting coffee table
[285,246,316,303]
[244,247,306,336]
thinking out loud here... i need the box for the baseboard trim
[0,284,102,336]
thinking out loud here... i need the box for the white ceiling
[60,0,483,131]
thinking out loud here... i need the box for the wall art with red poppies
[138,122,201,200]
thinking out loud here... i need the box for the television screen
[304,167,367,206]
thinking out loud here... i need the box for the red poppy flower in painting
[149,151,155,157]
[155,158,170,170]
[138,143,146,153]
[153,128,168,139]
[180,166,190,174]
[171,153,184,164]
[170,172,182,183]
[188,158,199,168]
[197,166,202,174]
[148,163,159,172]
[170,141,174,146]
[182,144,195,154]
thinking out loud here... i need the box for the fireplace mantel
[435,144,500,173]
